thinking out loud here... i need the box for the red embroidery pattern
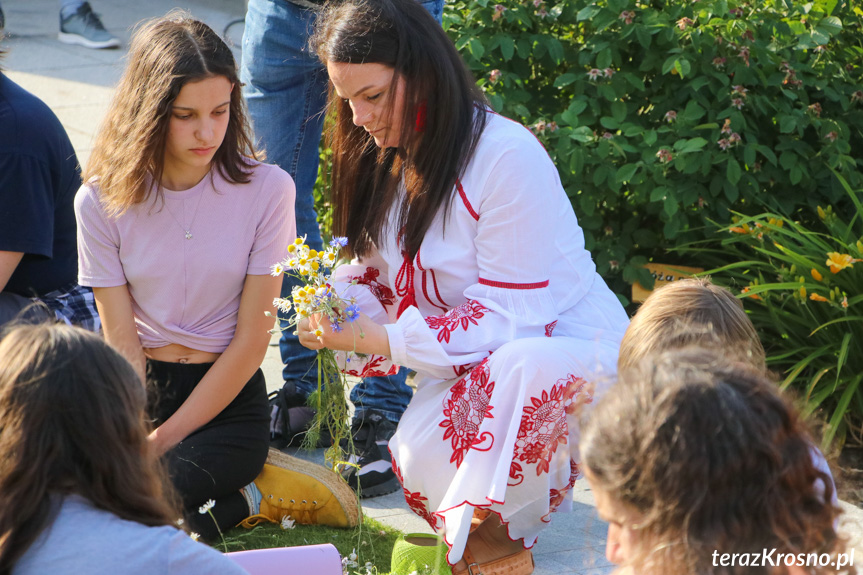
[342,355,399,379]
[392,458,439,529]
[439,359,495,467]
[508,375,592,486]
[542,459,581,523]
[349,267,395,310]
[425,300,490,344]
[544,320,558,337]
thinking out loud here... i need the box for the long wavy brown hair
[581,348,851,575]
[84,11,257,215]
[0,324,177,574]
[311,0,487,260]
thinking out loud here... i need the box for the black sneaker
[341,410,400,498]
[268,382,332,449]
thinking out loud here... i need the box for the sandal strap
[452,547,534,575]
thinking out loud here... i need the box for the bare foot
[453,513,527,573]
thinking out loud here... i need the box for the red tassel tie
[395,250,417,319]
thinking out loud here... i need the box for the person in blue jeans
[241,0,444,498]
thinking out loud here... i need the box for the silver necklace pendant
[185,231,193,240]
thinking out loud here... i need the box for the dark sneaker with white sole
[58,2,119,49]
[268,382,333,449]
[341,410,400,498]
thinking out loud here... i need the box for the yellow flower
[817,206,826,220]
[810,268,823,282]
[287,244,298,254]
[313,326,324,338]
[842,295,848,308]
[293,238,305,246]
[730,224,750,234]
[826,252,860,274]
[799,286,807,298]
[809,293,828,302]
[308,249,318,259]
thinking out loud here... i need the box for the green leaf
[468,38,485,60]
[664,195,679,217]
[499,36,515,61]
[650,186,668,202]
[600,116,619,129]
[597,48,612,70]
[570,126,593,143]
[683,101,706,122]
[727,157,741,185]
[554,73,578,88]
[675,59,692,78]
[617,163,639,183]
[635,26,651,49]
[643,130,657,146]
[790,165,803,185]
[675,137,708,154]
[623,73,645,92]
[577,4,600,21]
[661,56,678,75]
[544,37,564,64]
[817,15,842,35]
[593,165,609,186]
[611,101,627,123]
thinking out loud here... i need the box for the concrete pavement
[2,0,860,572]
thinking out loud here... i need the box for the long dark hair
[85,11,257,215]
[0,324,177,573]
[311,0,487,259]
[581,348,849,575]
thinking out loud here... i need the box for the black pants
[146,360,270,540]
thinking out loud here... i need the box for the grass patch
[216,516,403,572]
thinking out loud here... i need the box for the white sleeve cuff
[384,321,407,368]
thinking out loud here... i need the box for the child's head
[0,324,175,571]
[581,348,844,575]
[619,277,765,371]
[86,11,256,214]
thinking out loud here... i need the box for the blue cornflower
[345,304,360,322]
[329,236,348,248]
[331,322,343,333]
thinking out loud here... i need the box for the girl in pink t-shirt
[75,14,296,539]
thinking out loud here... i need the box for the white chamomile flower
[349,550,358,563]
[270,262,284,276]
[176,518,184,526]
[198,499,216,515]
[190,532,200,541]
[313,326,324,338]
[280,516,296,530]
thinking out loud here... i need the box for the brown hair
[581,348,848,575]
[311,0,487,260]
[0,324,177,573]
[84,11,257,215]
[619,277,765,371]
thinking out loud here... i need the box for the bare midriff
[144,343,221,364]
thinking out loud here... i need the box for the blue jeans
[241,0,442,424]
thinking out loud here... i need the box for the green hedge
[444,0,863,303]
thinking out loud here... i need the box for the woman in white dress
[298,0,629,571]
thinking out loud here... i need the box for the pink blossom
[488,69,501,84]
[753,161,762,172]
[587,69,602,81]
[602,131,614,139]
[721,118,733,135]
[609,260,620,270]
[740,30,754,42]
[677,17,694,30]
[731,85,748,98]
[604,226,614,236]
[730,7,743,17]
[656,149,673,163]
[603,68,615,78]
[698,196,706,208]
[533,120,547,134]
[732,98,745,110]
[547,121,558,132]
[728,132,741,144]
[718,138,731,151]
[738,47,750,66]
[808,103,822,117]
[492,4,506,21]
[664,110,677,123]
[824,131,838,142]
[537,6,548,18]
[533,0,542,6]
[712,57,726,68]
[852,91,863,104]
[619,10,635,24]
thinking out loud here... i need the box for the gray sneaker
[58,2,119,49]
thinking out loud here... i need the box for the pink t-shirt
[75,161,295,353]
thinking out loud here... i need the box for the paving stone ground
[3,0,861,572]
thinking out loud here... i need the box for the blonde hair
[84,12,257,215]
[619,277,765,371]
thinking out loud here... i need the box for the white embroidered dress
[333,112,629,564]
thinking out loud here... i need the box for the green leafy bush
[696,172,862,450]
[444,0,863,302]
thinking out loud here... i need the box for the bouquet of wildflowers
[271,236,360,465]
